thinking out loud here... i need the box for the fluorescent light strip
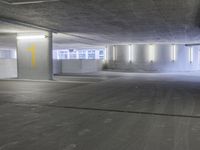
[189,47,193,63]
[113,45,116,61]
[128,45,131,62]
[107,47,109,61]
[171,45,176,62]
[104,46,107,62]
[173,45,176,61]
[149,44,155,62]
[17,35,46,40]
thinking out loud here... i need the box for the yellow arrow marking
[27,44,36,68]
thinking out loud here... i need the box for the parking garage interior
[1,0,200,150]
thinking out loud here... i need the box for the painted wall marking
[27,44,36,68]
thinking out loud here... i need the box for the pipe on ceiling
[185,43,200,47]
[0,0,60,5]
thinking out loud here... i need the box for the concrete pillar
[115,45,129,63]
[17,32,53,80]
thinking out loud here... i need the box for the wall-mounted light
[128,44,132,62]
[113,45,116,61]
[17,35,47,40]
[189,47,193,64]
[149,44,155,62]
[128,44,135,63]
[104,46,108,63]
[171,44,176,62]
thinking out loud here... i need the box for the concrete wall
[0,59,17,78]
[53,59,103,74]
[17,33,53,80]
[106,44,200,72]
[53,59,61,74]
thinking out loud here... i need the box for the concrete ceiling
[0,20,44,33]
[0,34,16,50]
[0,21,105,49]
[0,21,47,50]
[0,0,200,48]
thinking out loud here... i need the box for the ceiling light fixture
[17,35,47,40]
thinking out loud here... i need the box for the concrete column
[17,32,53,80]
[115,45,129,63]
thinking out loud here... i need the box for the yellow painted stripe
[27,44,36,68]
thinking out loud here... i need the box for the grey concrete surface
[0,59,17,78]
[1,0,200,47]
[61,59,102,74]
[1,72,200,150]
[53,75,113,83]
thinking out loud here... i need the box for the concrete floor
[1,72,200,150]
